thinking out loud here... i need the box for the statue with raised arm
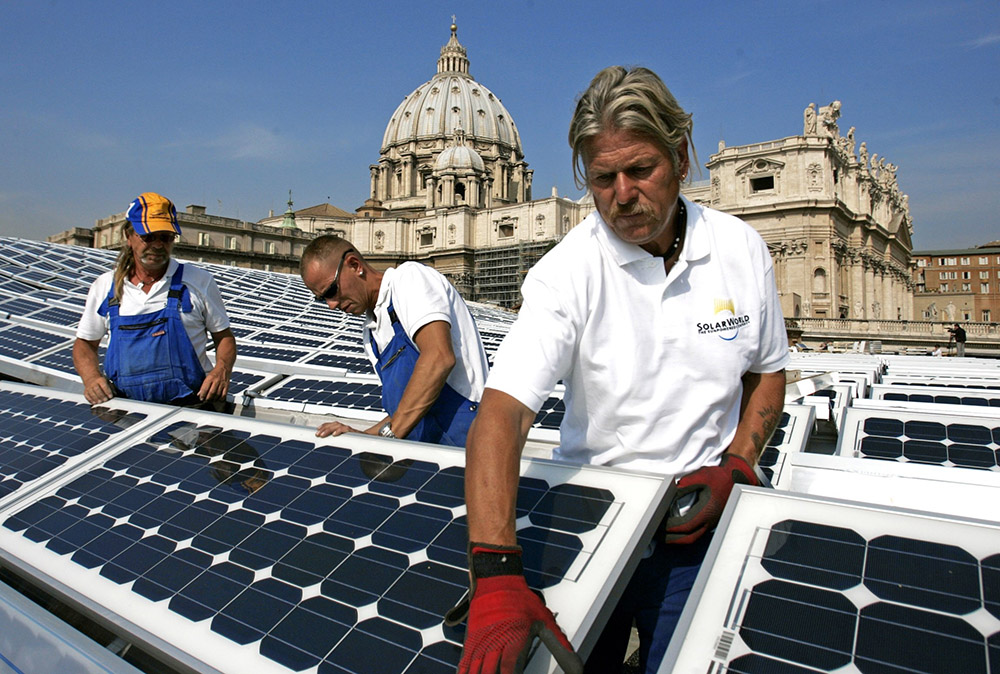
[818,100,841,138]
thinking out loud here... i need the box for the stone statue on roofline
[818,100,841,138]
[803,103,817,135]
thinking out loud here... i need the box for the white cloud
[211,123,289,160]
[166,123,294,161]
[965,33,1000,48]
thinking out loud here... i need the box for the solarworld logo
[697,299,749,341]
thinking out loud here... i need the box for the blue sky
[2,1,997,250]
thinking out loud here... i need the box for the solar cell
[662,487,1000,674]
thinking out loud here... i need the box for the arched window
[813,268,827,293]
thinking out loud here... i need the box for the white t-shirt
[76,259,231,372]
[363,262,489,402]
[486,196,789,476]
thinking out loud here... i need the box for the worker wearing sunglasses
[74,192,237,408]
[300,234,489,447]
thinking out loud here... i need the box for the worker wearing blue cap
[73,192,237,406]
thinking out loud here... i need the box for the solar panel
[756,404,815,484]
[0,387,670,674]
[770,452,1000,521]
[301,352,373,373]
[0,322,72,361]
[0,383,173,506]
[837,407,1000,471]
[661,486,1000,674]
[257,375,385,418]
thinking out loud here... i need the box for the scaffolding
[473,241,554,308]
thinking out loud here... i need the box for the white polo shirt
[363,262,490,403]
[77,259,231,373]
[486,196,788,476]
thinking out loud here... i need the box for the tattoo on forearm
[751,403,783,453]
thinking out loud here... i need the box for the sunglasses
[314,249,354,303]
[138,232,177,244]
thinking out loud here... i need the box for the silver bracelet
[378,422,396,439]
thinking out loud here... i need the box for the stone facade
[687,102,915,321]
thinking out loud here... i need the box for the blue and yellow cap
[126,192,181,236]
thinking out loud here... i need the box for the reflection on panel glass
[1,417,619,673]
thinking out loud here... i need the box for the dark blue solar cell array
[533,396,565,430]
[859,416,1000,470]
[33,345,106,374]
[303,352,374,374]
[0,324,69,359]
[0,416,615,673]
[24,306,82,327]
[883,391,1000,407]
[266,379,383,411]
[228,371,268,396]
[757,412,793,481]
[0,390,146,500]
[234,344,308,362]
[250,332,325,348]
[729,519,998,674]
[888,380,1000,391]
[0,297,48,316]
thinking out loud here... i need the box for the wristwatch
[378,422,396,439]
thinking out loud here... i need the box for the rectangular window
[420,232,433,247]
[226,236,239,251]
[498,223,514,238]
[199,232,210,246]
[979,257,989,264]
[962,283,971,291]
[940,283,949,291]
[265,241,276,255]
[962,271,971,279]
[946,258,957,266]
[960,257,970,265]
[981,271,990,279]
[963,311,971,321]
[917,259,926,267]
[750,176,775,192]
[984,310,992,322]
[982,283,990,293]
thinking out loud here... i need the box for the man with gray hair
[452,66,788,673]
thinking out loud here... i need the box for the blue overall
[371,301,478,446]
[98,265,206,404]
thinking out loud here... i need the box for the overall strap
[166,264,193,313]
[97,284,117,318]
[369,299,404,359]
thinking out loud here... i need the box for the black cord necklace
[658,200,687,260]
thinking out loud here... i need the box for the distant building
[911,243,1000,323]
[48,23,917,316]
[48,201,314,274]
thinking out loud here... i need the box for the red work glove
[445,543,583,674]
[662,453,758,545]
